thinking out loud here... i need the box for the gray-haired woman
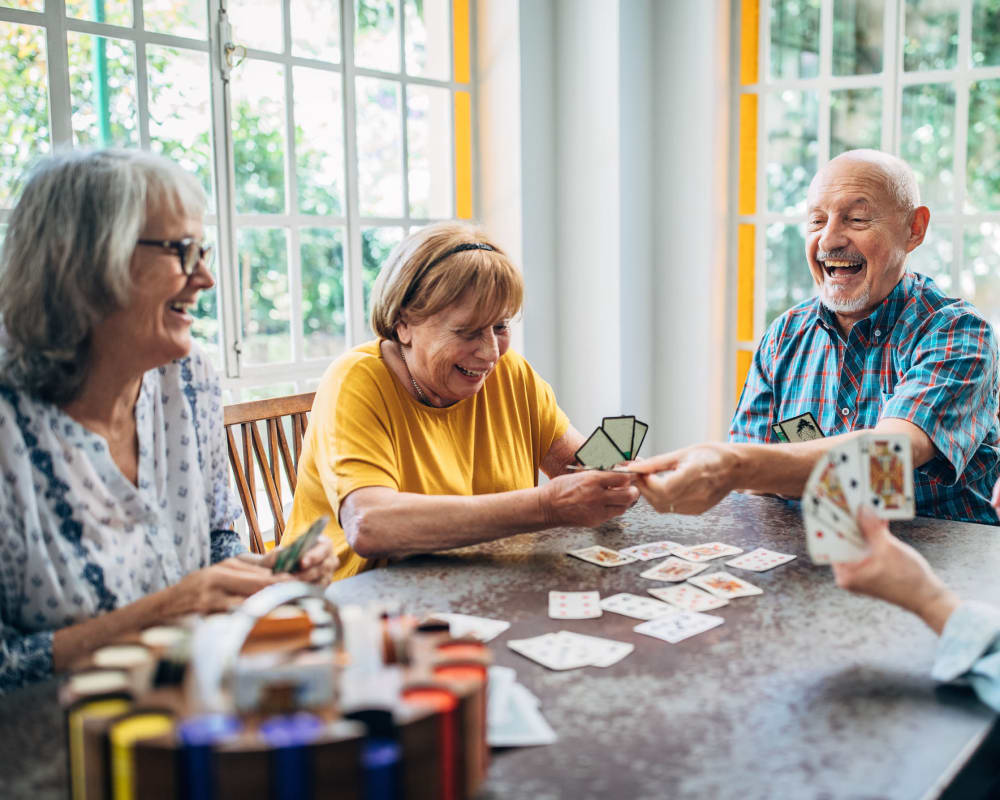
[0,149,336,693]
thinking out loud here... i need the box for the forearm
[346,488,551,558]
[726,432,866,497]
[913,587,961,635]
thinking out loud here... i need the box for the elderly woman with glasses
[283,222,638,581]
[0,149,335,692]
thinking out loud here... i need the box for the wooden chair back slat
[223,392,316,554]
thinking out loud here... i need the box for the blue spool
[361,738,400,800]
[178,714,241,800]
[260,713,324,800]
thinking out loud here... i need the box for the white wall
[477,0,731,452]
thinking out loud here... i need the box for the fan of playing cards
[574,415,649,469]
[803,433,915,564]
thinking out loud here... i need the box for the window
[733,0,1000,399]
[0,0,475,400]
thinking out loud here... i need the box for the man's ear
[905,206,930,253]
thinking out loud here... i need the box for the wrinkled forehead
[806,161,895,213]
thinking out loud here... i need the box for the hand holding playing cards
[832,505,959,634]
[629,443,736,514]
[251,535,339,586]
[540,471,639,527]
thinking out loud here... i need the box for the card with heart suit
[647,584,729,612]
[671,542,743,563]
[618,540,681,561]
[507,633,596,671]
[639,556,710,582]
[725,547,796,572]
[687,571,763,599]
[633,610,725,643]
[860,434,915,519]
[430,612,511,642]
[556,631,634,668]
[598,593,674,620]
[567,545,637,567]
[548,590,602,619]
[803,496,867,564]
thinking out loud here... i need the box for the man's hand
[628,443,738,514]
[539,471,640,527]
[832,505,959,634]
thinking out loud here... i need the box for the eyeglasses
[136,237,214,276]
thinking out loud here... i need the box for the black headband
[402,242,496,307]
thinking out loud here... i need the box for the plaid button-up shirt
[730,272,1000,524]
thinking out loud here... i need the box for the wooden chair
[223,392,316,554]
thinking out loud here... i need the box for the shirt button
[841,407,850,416]
[874,329,882,337]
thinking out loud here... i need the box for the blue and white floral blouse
[0,346,244,692]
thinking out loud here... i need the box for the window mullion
[340,0,366,346]
[45,0,72,147]
[953,0,972,293]
[817,0,832,165]
[282,0,305,366]
[133,0,151,150]
[399,0,411,228]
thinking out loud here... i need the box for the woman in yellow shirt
[286,222,638,580]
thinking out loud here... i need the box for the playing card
[671,542,743,562]
[803,498,867,564]
[776,411,824,442]
[725,547,796,572]
[555,631,634,668]
[273,516,327,573]
[687,571,763,599]
[602,416,636,459]
[809,454,853,517]
[647,584,729,612]
[430,612,511,642]
[830,438,864,512]
[631,420,649,458]
[548,590,602,619]
[567,545,637,567]
[507,633,595,671]
[598,593,674,620]
[618,540,680,561]
[575,427,627,469]
[633,610,724,643]
[639,556,710,582]
[860,434,915,519]
[770,423,790,443]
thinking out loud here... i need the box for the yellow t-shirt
[284,340,570,581]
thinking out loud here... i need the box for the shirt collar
[813,272,912,342]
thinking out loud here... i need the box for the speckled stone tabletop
[1,493,997,800]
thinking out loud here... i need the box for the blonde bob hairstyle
[370,222,524,341]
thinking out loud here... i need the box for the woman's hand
[165,557,290,616]
[539,471,639,527]
[628,443,737,514]
[245,536,339,586]
[832,505,959,634]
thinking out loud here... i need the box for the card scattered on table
[548,590,602,619]
[633,610,724,643]
[671,542,743,562]
[430,612,511,642]
[639,556,709,582]
[507,631,632,670]
[647,583,729,612]
[574,414,649,468]
[567,545,637,567]
[618,540,680,561]
[598,592,674,620]
[687,571,763,599]
[725,548,796,572]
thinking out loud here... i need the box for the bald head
[809,149,920,215]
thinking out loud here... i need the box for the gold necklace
[397,342,433,406]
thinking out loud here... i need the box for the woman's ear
[395,313,411,346]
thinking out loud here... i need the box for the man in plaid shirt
[633,149,1000,524]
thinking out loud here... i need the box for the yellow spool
[109,713,174,800]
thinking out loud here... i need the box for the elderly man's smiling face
[805,155,928,327]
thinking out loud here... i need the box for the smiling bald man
[632,149,1000,524]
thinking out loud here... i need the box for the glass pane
[1,0,42,9]
[244,382,296,401]
[238,227,291,364]
[0,22,49,208]
[144,0,207,39]
[830,88,882,157]
[405,0,450,79]
[972,0,1000,66]
[355,0,400,72]
[908,224,953,292]
[407,85,452,218]
[966,79,1000,213]
[301,227,346,359]
[192,224,221,370]
[229,0,284,53]
[903,0,959,71]
[362,226,404,323]
[232,60,287,214]
[765,223,814,325]
[901,83,955,210]
[291,0,341,62]
[67,34,138,149]
[294,67,345,216]
[766,90,818,214]
[769,0,820,80]
[833,0,884,75]
[356,77,403,217]
[148,46,213,207]
[962,224,1000,331]
[65,0,132,26]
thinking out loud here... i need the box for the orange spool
[402,688,458,800]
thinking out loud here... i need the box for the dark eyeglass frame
[136,237,213,276]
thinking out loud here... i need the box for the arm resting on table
[932,601,1000,712]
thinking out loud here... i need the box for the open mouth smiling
[820,257,865,277]
[456,364,491,378]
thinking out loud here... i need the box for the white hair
[820,149,921,213]
[0,149,206,403]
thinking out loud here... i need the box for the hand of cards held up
[573,414,649,469]
[802,433,914,565]
[273,516,328,573]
